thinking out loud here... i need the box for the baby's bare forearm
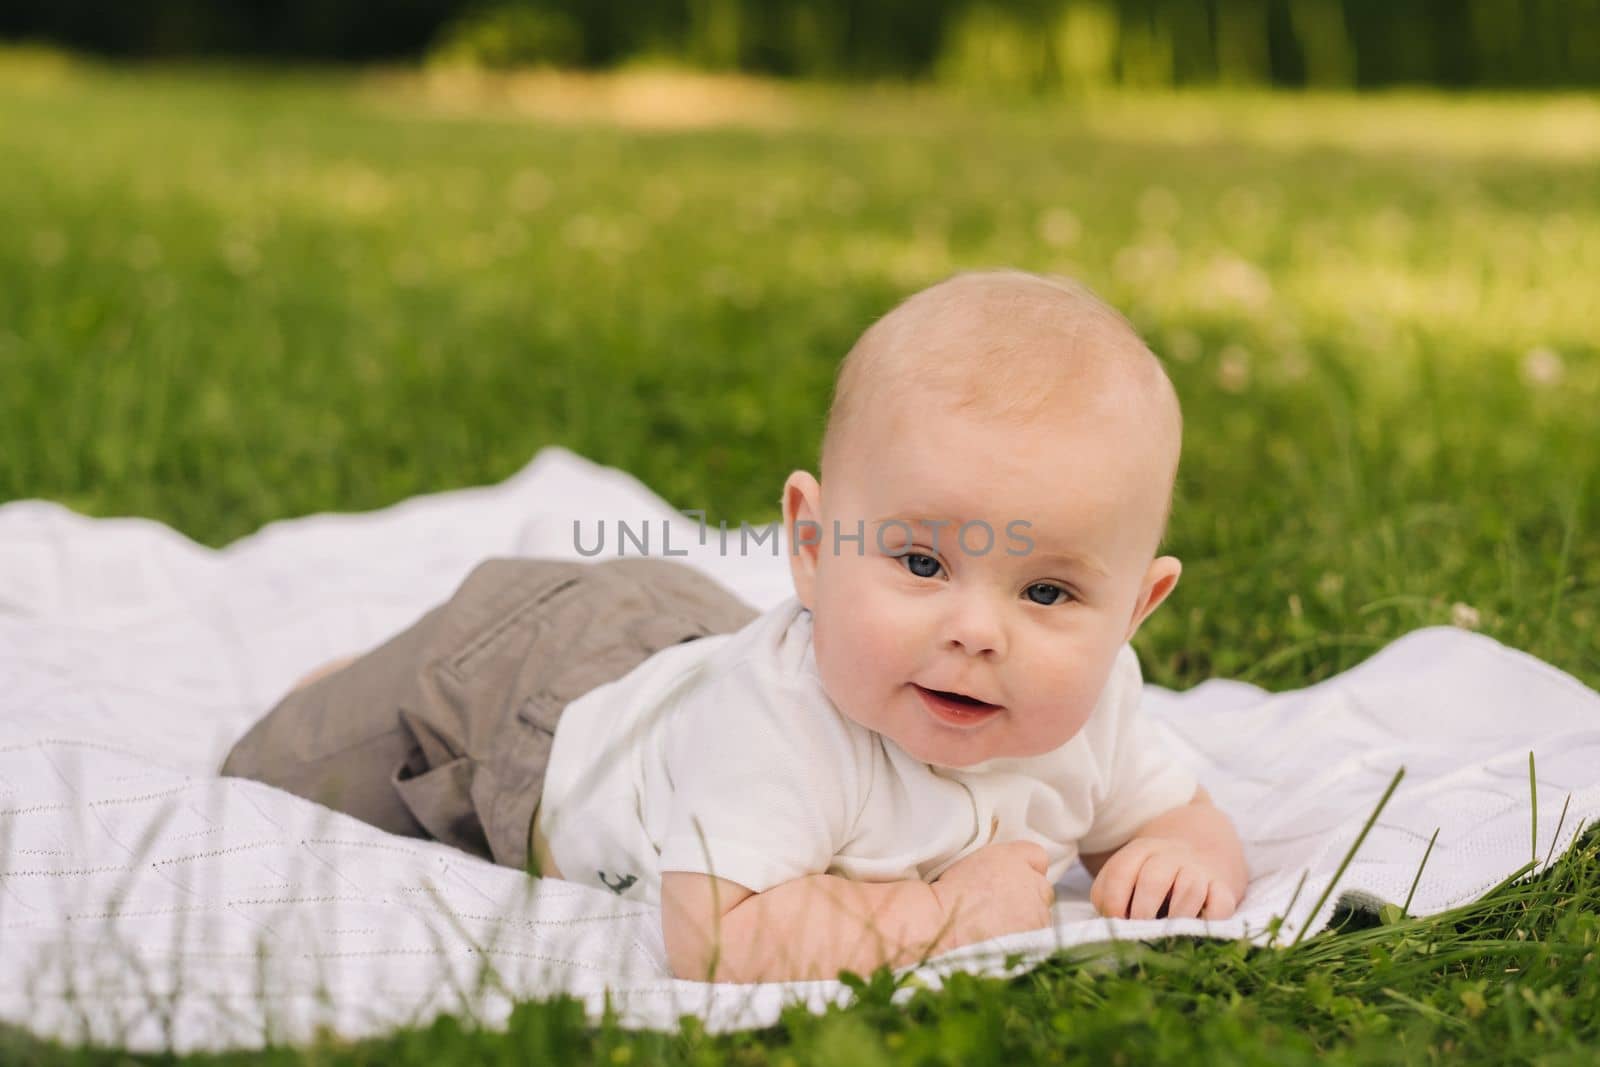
[710,873,952,983]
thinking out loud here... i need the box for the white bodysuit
[535,596,1197,905]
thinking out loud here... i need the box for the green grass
[2,51,1598,1064]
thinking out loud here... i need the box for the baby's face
[784,396,1179,769]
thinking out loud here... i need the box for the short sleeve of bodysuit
[1074,645,1199,855]
[655,648,865,894]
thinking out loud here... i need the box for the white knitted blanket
[2,446,1596,1053]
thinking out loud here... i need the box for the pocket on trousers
[515,608,709,735]
[444,568,582,682]
[392,756,493,861]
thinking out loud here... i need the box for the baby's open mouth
[914,685,1003,726]
[923,687,996,708]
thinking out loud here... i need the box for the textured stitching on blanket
[423,907,657,930]
[0,737,194,770]
[0,802,72,816]
[60,946,626,975]
[88,787,197,808]
[152,842,302,866]
[296,837,432,857]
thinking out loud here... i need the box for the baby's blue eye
[902,553,942,579]
[1025,583,1072,606]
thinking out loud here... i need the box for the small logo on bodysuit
[598,870,638,895]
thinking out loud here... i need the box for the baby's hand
[930,841,1055,952]
[1089,836,1240,920]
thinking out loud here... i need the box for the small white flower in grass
[1521,347,1564,388]
[1037,207,1080,248]
[1451,602,1482,630]
[1216,345,1251,393]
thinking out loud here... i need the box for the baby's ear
[782,470,823,610]
[1124,555,1181,641]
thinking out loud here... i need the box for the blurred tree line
[4,0,1597,88]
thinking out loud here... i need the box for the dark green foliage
[3,1,1600,88]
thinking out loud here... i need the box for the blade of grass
[1478,859,1538,902]
[1265,868,1309,949]
[1528,750,1538,865]
[1541,793,1572,871]
[1400,826,1439,918]
[1380,986,1467,1032]
[1289,765,1405,948]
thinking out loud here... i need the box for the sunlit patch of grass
[364,63,803,130]
[0,42,83,88]
[1061,90,1600,162]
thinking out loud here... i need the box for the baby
[225,269,1247,984]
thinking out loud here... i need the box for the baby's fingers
[1202,882,1240,920]
[1128,854,1180,920]
[1006,840,1050,877]
[1166,868,1209,919]
[1088,848,1149,919]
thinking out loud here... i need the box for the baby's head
[782,269,1183,769]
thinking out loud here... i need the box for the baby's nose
[941,599,1006,657]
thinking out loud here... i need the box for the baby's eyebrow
[1027,549,1110,578]
[871,514,957,532]
[872,516,1109,577]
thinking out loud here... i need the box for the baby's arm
[289,655,358,693]
[662,840,1053,983]
[1080,786,1247,920]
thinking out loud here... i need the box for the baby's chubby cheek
[811,600,874,688]
[810,585,907,720]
